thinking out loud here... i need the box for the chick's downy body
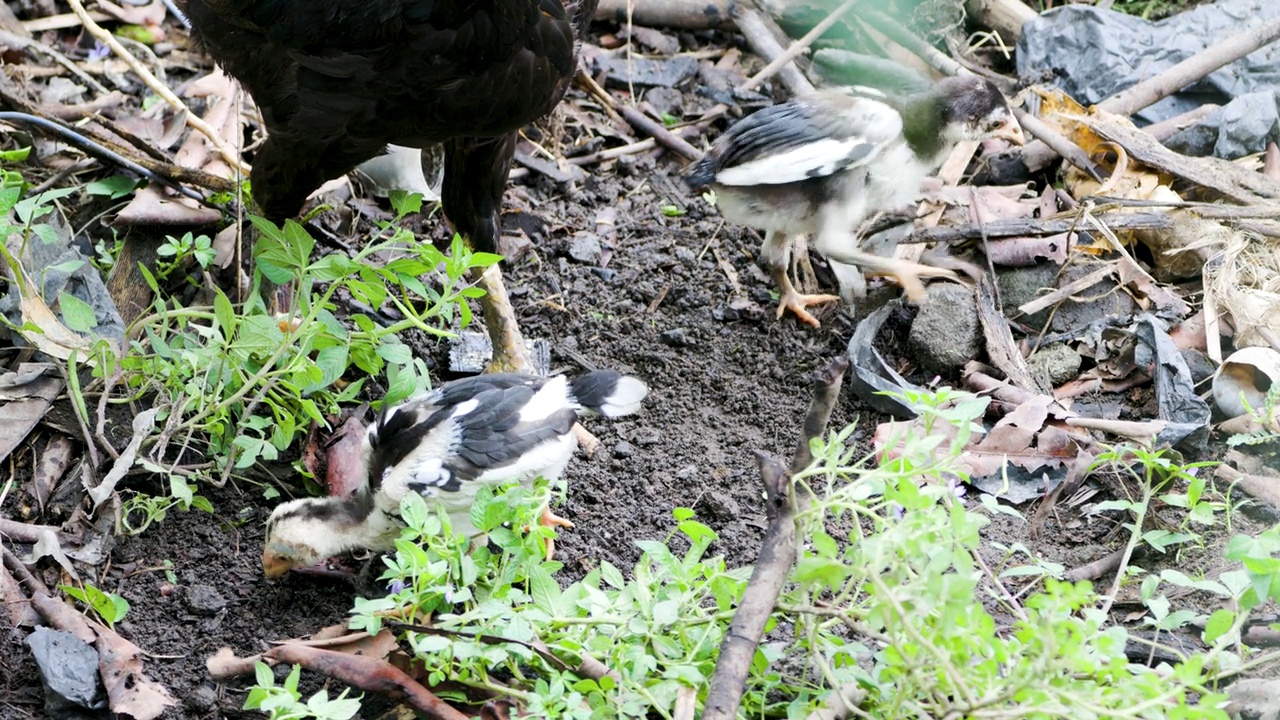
[687,75,1025,327]
[181,0,597,370]
[262,371,648,577]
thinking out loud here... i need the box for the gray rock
[184,584,227,616]
[659,328,693,347]
[613,441,635,459]
[997,262,1137,333]
[1227,677,1280,720]
[567,233,602,264]
[644,87,684,118]
[908,284,981,375]
[1026,343,1082,386]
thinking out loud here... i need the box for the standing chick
[262,371,649,577]
[687,75,1025,327]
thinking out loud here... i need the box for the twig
[1099,16,1280,117]
[857,7,963,78]
[576,72,702,161]
[737,0,861,93]
[1012,108,1103,182]
[265,643,468,720]
[902,211,1173,245]
[1063,547,1126,583]
[62,0,249,176]
[703,356,849,720]
[0,518,64,544]
[595,0,735,29]
[731,7,815,95]
[1143,104,1221,142]
[0,29,110,94]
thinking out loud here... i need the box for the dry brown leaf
[0,245,100,360]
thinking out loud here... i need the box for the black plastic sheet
[1018,0,1280,159]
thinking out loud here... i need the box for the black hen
[181,0,598,370]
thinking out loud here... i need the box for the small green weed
[244,663,361,720]
[59,583,130,629]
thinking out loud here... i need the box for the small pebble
[659,328,692,347]
[184,584,227,616]
[591,267,616,282]
[568,232,602,264]
[613,441,635,459]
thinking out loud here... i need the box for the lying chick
[262,371,649,577]
[687,75,1025,327]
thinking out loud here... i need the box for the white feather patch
[599,376,649,417]
[716,137,875,186]
[519,375,571,423]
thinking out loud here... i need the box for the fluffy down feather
[262,370,649,577]
[686,76,1025,328]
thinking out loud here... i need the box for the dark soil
[0,14,1266,720]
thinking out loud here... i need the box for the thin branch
[732,7,815,95]
[703,356,849,720]
[738,0,861,93]
[62,0,249,176]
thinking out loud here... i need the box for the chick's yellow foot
[776,290,841,328]
[525,507,575,561]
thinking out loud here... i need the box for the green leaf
[86,172,141,196]
[652,599,679,626]
[389,189,423,217]
[213,288,237,337]
[600,560,626,590]
[527,564,562,614]
[0,146,31,162]
[57,291,97,333]
[1202,608,1236,643]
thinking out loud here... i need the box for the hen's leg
[762,230,839,327]
[444,136,534,374]
[472,263,530,373]
[445,137,600,452]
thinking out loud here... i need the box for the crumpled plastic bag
[1018,0,1280,159]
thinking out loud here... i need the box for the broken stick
[703,356,848,720]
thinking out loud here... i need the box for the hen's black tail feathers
[569,371,649,418]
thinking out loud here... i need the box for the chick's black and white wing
[690,91,904,188]
[368,376,579,507]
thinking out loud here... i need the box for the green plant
[154,231,216,281]
[244,663,361,720]
[59,583,130,628]
[313,387,1271,719]
[89,190,496,500]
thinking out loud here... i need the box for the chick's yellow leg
[526,506,575,561]
[762,230,838,328]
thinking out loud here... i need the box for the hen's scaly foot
[776,290,841,328]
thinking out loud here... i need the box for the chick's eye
[986,118,1004,132]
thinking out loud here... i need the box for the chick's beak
[262,549,294,579]
[993,116,1026,146]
